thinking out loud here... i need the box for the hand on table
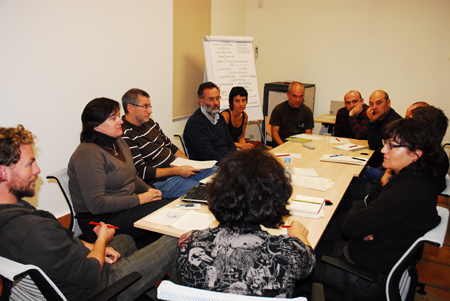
[287,221,311,247]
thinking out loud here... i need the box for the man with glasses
[121,88,215,198]
[183,82,237,161]
[269,81,314,146]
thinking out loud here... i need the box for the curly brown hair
[0,125,35,168]
[207,148,293,230]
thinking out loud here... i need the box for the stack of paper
[320,155,367,166]
[171,157,217,169]
[288,195,325,219]
[332,143,368,152]
[145,208,216,231]
[291,175,333,191]
[286,136,312,143]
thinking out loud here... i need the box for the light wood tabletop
[314,114,336,125]
[134,135,373,248]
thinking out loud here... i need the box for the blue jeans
[154,166,217,198]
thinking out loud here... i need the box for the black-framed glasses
[132,103,152,110]
[382,139,409,150]
[203,96,222,102]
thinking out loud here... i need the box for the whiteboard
[202,35,263,122]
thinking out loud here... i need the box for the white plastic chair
[46,168,83,237]
[157,280,325,301]
[0,255,141,300]
[322,206,449,301]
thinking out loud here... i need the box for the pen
[336,138,340,142]
[89,221,119,229]
[291,199,323,205]
[349,145,358,148]
[282,225,291,228]
[330,154,343,157]
[352,157,367,162]
[176,204,195,207]
[276,154,290,157]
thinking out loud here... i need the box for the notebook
[181,185,209,204]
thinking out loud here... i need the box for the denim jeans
[154,166,217,198]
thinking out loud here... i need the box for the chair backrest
[173,134,189,158]
[46,168,83,237]
[386,206,449,301]
[0,255,66,300]
[157,280,307,301]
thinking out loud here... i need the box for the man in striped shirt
[334,90,369,139]
[121,88,216,198]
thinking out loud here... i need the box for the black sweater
[343,170,441,274]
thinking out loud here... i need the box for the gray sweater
[68,137,150,215]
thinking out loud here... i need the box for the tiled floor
[1,200,449,299]
[414,195,450,301]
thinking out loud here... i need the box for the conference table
[314,114,336,134]
[134,135,373,249]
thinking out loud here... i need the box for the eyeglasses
[203,96,222,102]
[382,139,409,150]
[131,103,152,110]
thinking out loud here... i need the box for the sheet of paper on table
[275,153,302,159]
[144,207,216,231]
[320,154,367,166]
[291,175,333,191]
[290,134,322,141]
[199,174,215,184]
[330,137,350,144]
[289,195,326,219]
[332,143,368,152]
[171,157,217,169]
[294,167,318,177]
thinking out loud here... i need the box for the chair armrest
[88,271,141,301]
[311,282,325,301]
[321,255,377,282]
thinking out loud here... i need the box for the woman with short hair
[313,118,445,300]
[177,148,316,298]
[68,97,171,247]
[221,86,254,150]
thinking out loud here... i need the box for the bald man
[269,82,314,146]
[334,90,369,139]
[405,101,429,118]
[364,90,402,178]
[366,90,402,152]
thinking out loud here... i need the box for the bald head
[368,90,391,121]
[287,82,305,108]
[405,101,429,118]
[344,90,363,112]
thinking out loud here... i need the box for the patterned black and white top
[177,224,316,298]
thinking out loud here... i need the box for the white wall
[0,0,173,217]
[243,0,450,140]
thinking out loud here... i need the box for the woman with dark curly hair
[312,118,446,301]
[177,148,316,298]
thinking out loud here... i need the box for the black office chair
[0,255,141,301]
[321,206,449,301]
[46,168,84,237]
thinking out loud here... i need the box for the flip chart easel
[202,35,264,142]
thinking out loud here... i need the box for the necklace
[105,143,118,156]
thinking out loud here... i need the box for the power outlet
[249,134,254,140]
